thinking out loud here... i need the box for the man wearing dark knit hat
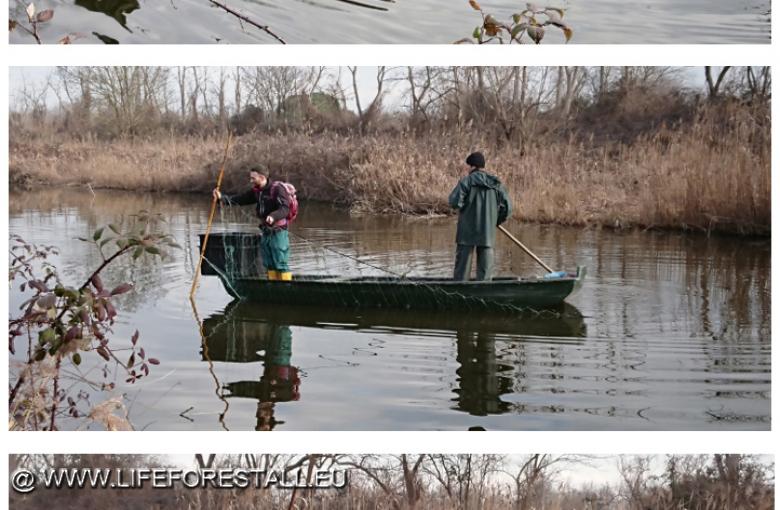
[448,152,512,281]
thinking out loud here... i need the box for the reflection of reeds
[10,104,769,235]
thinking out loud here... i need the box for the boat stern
[571,266,587,296]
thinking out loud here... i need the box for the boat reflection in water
[201,300,586,429]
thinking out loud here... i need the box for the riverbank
[10,107,769,236]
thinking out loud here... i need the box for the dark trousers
[453,244,494,281]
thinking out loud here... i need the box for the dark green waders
[453,244,495,281]
[260,229,290,278]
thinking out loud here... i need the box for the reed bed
[10,104,769,235]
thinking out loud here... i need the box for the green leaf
[93,227,104,242]
[132,247,144,260]
[108,223,120,235]
[72,353,82,366]
[145,246,161,255]
[39,328,55,345]
[472,26,482,39]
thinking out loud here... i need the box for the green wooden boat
[200,233,586,310]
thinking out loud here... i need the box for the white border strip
[4,45,778,67]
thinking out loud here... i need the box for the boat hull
[218,267,586,311]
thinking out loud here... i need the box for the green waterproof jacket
[448,169,512,247]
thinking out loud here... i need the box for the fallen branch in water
[207,0,286,44]
[334,0,390,12]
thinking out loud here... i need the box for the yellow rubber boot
[279,272,293,281]
[267,270,279,280]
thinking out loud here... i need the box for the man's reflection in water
[203,301,584,429]
[202,313,300,431]
[223,324,300,431]
[454,330,513,416]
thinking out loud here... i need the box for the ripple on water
[8,190,770,430]
[8,0,771,43]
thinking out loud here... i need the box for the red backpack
[270,181,299,225]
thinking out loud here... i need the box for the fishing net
[197,202,578,317]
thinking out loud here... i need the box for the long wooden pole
[190,131,233,299]
[497,224,555,274]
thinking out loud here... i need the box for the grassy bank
[10,104,769,236]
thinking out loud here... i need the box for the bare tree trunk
[234,66,242,115]
[348,66,363,118]
[400,454,424,510]
[176,66,188,118]
[189,66,200,124]
[217,67,227,126]
[705,66,731,100]
[599,66,607,98]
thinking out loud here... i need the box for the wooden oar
[190,130,233,299]
[497,224,555,274]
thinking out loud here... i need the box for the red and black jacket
[222,181,291,229]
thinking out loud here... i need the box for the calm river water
[8,189,770,430]
[9,0,770,44]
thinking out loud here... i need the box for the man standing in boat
[212,167,297,281]
[448,152,512,281]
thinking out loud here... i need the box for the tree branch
[207,0,286,44]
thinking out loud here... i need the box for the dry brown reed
[10,454,773,510]
[10,102,769,235]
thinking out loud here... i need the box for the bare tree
[233,66,243,115]
[86,66,170,135]
[176,66,188,117]
[405,67,448,129]
[556,66,587,118]
[425,454,505,510]
[343,454,427,510]
[348,66,388,133]
[244,67,326,117]
[705,66,732,100]
[742,66,771,102]
[509,454,587,510]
